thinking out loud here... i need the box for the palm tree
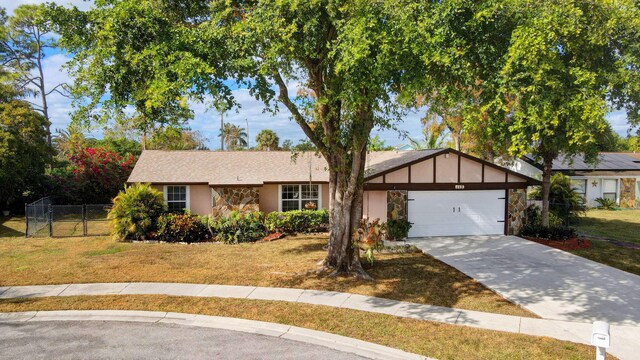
[53,124,90,158]
[255,129,280,150]
[219,123,248,150]
[409,114,448,149]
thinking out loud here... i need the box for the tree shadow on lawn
[277,241,523,314]
[0,217,25,238]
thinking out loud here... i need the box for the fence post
[83,204,87,236]
[48,204,53,237]
[24,203,28,238]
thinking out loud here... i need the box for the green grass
[0,216,533,317]
[575,209,640,244]
[569,240,640,276]
[565,209,640,276]
[0,295,613,360]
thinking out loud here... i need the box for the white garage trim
[407,190,506,237]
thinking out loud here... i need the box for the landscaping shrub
[156,212,210,243]
[529,173,586,224]
[384,218,412,241]
[526,204,563,227]
[521,224,577,241]
[108,183,166,241]
[209,211,267,244]
[594,197,618,210]
[264,209,329,233]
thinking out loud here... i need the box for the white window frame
[163,185,191,212]
[601,179,618,203]
[570,178,587,198]
[277,184,322,212]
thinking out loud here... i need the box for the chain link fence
[26,197,111,238]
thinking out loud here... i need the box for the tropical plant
[530,173,587,224]
[525,204,563,228]
[208,211,267,244]
[107,183,166,241]
[594,197,618,210]
[408,114,449,150]
[255,129,280,151]
[353,219,384,265]
[384,218,413,241]
[156,212,211,243]
[220,123,247,150]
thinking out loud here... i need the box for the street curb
[0,310,430,360]
[0,282,636,359]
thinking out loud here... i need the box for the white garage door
[407,190,505,237]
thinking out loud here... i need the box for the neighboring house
[508,153,640,208]
[128,148,539,237]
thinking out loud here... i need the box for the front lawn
[0,295,605,360]
[569,240,640,276]
[567,209,640,276]
[575,209,640,244]
[0,217,530,317]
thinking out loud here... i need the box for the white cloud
[1,0,93,14]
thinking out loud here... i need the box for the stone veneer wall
[387,190,407,220]
[211,187,260,217]
[507,188,526,235]
[620,178,636,208]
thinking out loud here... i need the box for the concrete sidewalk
[0,282,637,359]
[0,310,427,360]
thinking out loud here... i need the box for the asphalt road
[0,321,368,359]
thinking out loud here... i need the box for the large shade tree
[496,0,640,225]
[405,0,640,225]
[51,0,420,277]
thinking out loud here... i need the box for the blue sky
[2,0,635,150]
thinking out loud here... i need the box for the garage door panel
[408,190,505,237]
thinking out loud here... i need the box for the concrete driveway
[409,235,640,326]
[0,321,368,360]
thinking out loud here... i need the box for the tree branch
[272,70,328,155]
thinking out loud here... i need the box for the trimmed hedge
[265,209,329,233]
[156,213,211,243]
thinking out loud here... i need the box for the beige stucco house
[128,148,539,237]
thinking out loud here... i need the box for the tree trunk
[541,155,553,227]
[323,148,371,280]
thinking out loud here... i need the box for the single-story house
[127,148,539,237]
[508,153,640,208]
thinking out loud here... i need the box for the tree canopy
[255,129,280,151]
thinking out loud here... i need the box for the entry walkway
[0,282,638,359]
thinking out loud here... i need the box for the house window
[602,179,617,202]
[164,185,190,212]
[279,184,320,211]
[570,179,587,198]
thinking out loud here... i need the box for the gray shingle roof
[551,153,640,171]
[127,149,447,185]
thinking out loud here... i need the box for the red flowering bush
[50,146,136,204]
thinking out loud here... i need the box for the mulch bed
[523,236,592,251]
[259,232,286,242]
